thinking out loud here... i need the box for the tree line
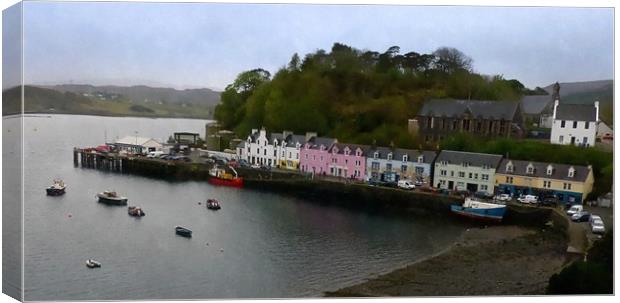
[214,43,540,148]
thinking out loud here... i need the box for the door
[466,183,478,192]
[570,137,576,144]
[448,181,454,189]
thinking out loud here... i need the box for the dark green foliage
[215,43,526,147]
[548,230,613,294]
[441,133,613,199]
[129,104,154,113]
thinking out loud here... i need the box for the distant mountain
[543,80,613,105]
[2,85,213,119]
[41,84,221,107]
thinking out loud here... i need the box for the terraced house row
[236,128,594,204]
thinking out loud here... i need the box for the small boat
[208,165,243,188]
[127,206,145,217]
[97,191,128,205]
[450,197,507,223]
[46,179,67,196]
[175,226,192,238]
[206,199,221,210]
[85,259,101,268]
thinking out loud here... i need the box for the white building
[239,128,311,168]
[433,150,503,195]
[241,128,277,167]
[113,136,163,154]
[550,100,598,147]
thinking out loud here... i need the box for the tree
[432,47,473,74]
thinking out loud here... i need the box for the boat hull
[175,226,192,238]
[97,196,128,205]
[46,187,66,196]
[450,205,506,223]
[208,177,243,188]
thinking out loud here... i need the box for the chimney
[251,128,258,134]
[282,130,293,138]
[594,101,600,122]
[553,100,559,120]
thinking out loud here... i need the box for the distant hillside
[42,84,221,107]
[2,85,213,119]
[542,80,613,125]
[543,80,613,104]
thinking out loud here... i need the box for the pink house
[327,143,369,181]
[300,136,337,176]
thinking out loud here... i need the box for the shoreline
[2,111,214,121]
[325,224,571,297]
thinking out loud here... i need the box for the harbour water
[5,114,465,300]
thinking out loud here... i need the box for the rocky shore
[325,225,571,297]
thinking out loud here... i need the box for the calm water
[6,114,465,300]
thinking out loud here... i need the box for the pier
[73,148,125,172]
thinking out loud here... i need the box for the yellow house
[495,159,594,204]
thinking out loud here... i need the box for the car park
[571,211,591,222]
[397,180,415,190]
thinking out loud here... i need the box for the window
[332,158,337,163]
[440,180,447,186]
[583,137,588,145]
[440,170,447,176]
[543,181,551,188]
[264,150,267,156]
[482,164,489,169]
[296,153,299,160]
[585,122,589,129]
[401,165,408,173]
[417,156,424,163]
[345,159,348,164]
[546,165,553,175]
[506,176,513,184]
[573,121,577,128]
[568,167,575,178]
[371,162,380,170]
[564,183,572,190]
[386,163,392,171]
[506,162,513,173]
[451,171,454,177]
[474,173,478,179]
[458,171,465,178]
[313,155,316,160]
[468,172,473,179]
[344,149,350,156]
[374,152,379,159]
[462,162,469,167]
[403,155,408,162]
[415,167,424,175]
[305,154,308,159]
[480,185,488,191]
[481,174,489,181]
[526,164,534,174]
[559,135,564,143]
[561,120,565,128]
[387,153,393,161]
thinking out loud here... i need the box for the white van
[566,205,583,216]
[147,151,164,158]
[397,180,415,190]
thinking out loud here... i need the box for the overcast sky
[9,1,614,91]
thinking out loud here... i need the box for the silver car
[590,218,605,234]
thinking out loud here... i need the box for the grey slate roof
[555,103,598,122]
[520,95,552,115]
[329,143,371,155]
[418,99,520,120]
[284,134,307,147]
[367,146,437,164]
[498,159,590,182]
[236,141,245,148]
[306,136,337,150]
[435,150,503,168]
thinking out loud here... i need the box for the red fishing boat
[208,165,243,188]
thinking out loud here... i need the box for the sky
[6,1,615,91]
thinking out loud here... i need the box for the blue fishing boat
[450,197,507,223]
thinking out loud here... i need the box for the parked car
[566,205,584,216]
[590,218,606,234]
[238,160,250,168]
[494,194,511,202]
[474,191,494,199]
[540,195,559,207]
[589,214,602,225]
[571,211,591,222]
[517,194,539,204]
[414,179,424,187]
[147,151,164,158]
[250,164,261,169]
[397,179,415,190]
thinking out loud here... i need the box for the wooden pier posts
[73,147,124,173]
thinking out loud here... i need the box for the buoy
[206,242,209,246]
[198,202,201,205]
[220,248,224,252]
[67,213,73,218]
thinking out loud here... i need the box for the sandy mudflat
[325,225,569,297]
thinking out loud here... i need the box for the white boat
[97,191,128,205]
[85,259,101,268]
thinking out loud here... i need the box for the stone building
[413,99,524,142]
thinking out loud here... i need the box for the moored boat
[175,226,192,238]
[97,191,128,205]
[46,179,67,196]
[128,206,146,217]
[450,197,507,223]
[85,259,101,268]
[206,199,221,210]
[208,165,243,188]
